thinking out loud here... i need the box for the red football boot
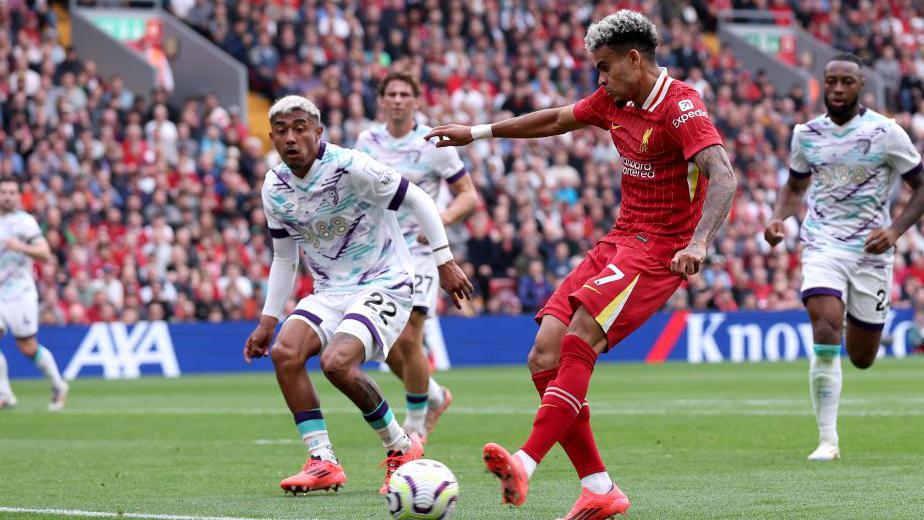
[482,443,529,506]
[279,457,347,494]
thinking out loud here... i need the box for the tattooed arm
[670,144,738,279]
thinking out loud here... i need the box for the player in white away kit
[766,54,924,461]
[0,178,69,411]
[242,96,472,495]
[356,72,478,441]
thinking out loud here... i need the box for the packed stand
[1,1,923,331]
[171,0,924,317]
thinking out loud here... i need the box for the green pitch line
[1,359,923,519]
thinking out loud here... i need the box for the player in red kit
[424,10,738,520]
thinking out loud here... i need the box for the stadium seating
[0,0,922,326]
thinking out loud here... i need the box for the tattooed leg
[320,332,386,411]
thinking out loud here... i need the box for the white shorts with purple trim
[287,285,413,362]
[411,251,439,318]
[800,250,893,329]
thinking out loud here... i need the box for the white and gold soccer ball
[384,459,459,520]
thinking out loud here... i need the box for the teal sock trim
[406,392,428,411]
[296,419,327,437]
[813,343,841,358]
[367,408,395,431]
[31,346,46,363]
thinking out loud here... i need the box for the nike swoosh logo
[611,124,621,130]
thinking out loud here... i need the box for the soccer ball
[384,459,459,519]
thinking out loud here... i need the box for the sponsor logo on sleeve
[678,99,694,111]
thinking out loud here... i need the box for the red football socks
[531,367,607,477]
[522,334,599,464]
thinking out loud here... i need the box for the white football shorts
[411,252,439,318]
[0,292,39,339]
[800,251,893,328]
[287,285,413,362]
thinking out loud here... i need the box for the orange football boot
[379,433,424,494]
[557,485,631,520]
[279,456,347,494]
[482,443,529,506]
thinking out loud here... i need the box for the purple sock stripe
[362,400,390,421]
[290,309,322,325]
[801,287,842,302]
[406,393,428,404]
[294,409,323,424]
[268,227,290,238]
[388,177,410,210]
[846,313,885,331]
[343,312,382,347]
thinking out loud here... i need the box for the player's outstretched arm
[401,182,474,308]
[423,105,587,147]
[244,236,298,363]
[866,170,924,254]
[671,144,738,279]
[764,174,810,248]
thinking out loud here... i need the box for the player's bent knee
[810,318,842,345]
[527,344,558,373]
[319,348,358,384]
[848,352,876,370]
[269,339,304,371]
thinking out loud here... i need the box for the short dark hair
[0,177,21,190]
[378,71,422,97]
[828,53,863,67]
[584,10,658,62]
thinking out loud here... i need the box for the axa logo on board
[63,321,180,380]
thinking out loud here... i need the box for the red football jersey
[573,68,723,263]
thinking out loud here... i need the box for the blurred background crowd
[2,0,923,338]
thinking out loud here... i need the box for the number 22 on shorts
[594,264,625,286]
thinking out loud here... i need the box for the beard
[824,95,859,118]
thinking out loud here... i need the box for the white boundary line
[0,506,275,520]
[6,405,924,417]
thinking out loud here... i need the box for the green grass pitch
[2,358,924,519]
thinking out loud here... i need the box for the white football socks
[404,392,428,434]
[581,471,615,494]
[514,450,538,479]
[0,350,14,399]
[427,377,444,409]
[33,346,66,390]
[810,344,842,447]
[303,430,338,463]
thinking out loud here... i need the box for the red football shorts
[536,241,681,350]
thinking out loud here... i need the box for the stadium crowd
[1,1,923,341]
